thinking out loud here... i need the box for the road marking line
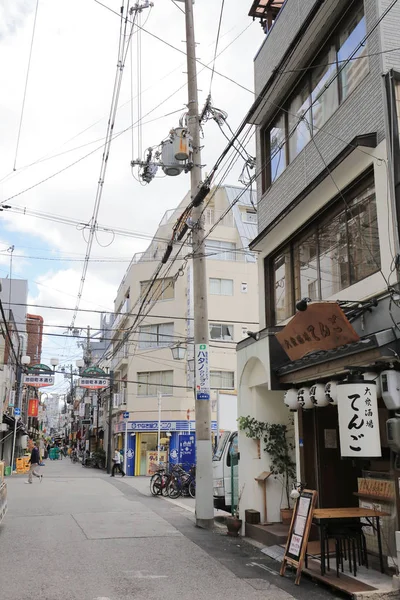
[246,562,280,576]
[123,570,168,579]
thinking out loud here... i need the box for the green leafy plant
[238,416,296,509]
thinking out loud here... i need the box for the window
[269,176,380,324]
[289,82,312,160]
[209,323,233,341]
[242,209,257,224]
[205,240,236,261]
[338,6,367,101]
[210,370,234,390]
[140,277,174,302]
[138,323,174,349]
[137,370,173,396]
[269,113,286,183]
[262,1,367,192]
[209,278,233,295]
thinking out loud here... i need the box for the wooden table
[312,507,390,575]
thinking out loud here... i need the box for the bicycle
[150,464,168,496]
[167,464,195,499]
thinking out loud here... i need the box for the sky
[0,0,265,394]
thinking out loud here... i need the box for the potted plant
[238,416,296,523]
[226,484,245,537]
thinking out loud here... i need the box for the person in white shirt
[111,449,125,477]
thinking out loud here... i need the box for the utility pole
[184,0,214,529]
[106,369,114,474]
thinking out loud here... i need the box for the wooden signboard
[275,302,359,361]
[280,489,318,585]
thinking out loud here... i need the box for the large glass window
[273,248,293,324]
[270,176,380,324]
[138,323,174,349]
[311,44,339,131]
[210,371,235,390]
[338,6,368,101]
[293,233,318,304]
[270,113,287,182]
[289,83,312,160]
[137,370,173,396]
[209,278,233,295]
[262,1,367,192]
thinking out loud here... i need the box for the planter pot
[226,516,242,537]
[280,508,293,525]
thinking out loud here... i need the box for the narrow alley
[0,461,341,600]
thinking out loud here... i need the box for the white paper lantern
[362,372,381,398]
[284,388,298,411]
[297,387,313,410]
[310,383,330,407]
[325,381,338,405]
[337,381,381,457]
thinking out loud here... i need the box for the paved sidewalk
[118,475,230,518]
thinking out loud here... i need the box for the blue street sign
[14,407,21,416]
[123,411,129,419]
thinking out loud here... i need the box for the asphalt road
[0,459,342,600]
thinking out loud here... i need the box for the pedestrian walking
[26,441,43,484]
[111,449,125,477]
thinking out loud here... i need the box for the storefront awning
[276,328,399,384]
[2,413,28,435]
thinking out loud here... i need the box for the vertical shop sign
[337,381,381,457]
[28,399,39,418]
[195,343,210,400]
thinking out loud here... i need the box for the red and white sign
[28,399,39,418]
[79,378,108,390]
[24,374,54,387]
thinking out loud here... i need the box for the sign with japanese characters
[28,399,39,418]
[276,302,359,361]
[24,374,54,387]
[79,378,108,390]
[337,381,381,457]
[195,343,210,400]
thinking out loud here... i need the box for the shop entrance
[139,433,158,475]
[302,405,361,508]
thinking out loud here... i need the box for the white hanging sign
[337,381,381,457]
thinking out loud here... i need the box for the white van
[212,430,238,512]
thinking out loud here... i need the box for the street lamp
[50,358,59,370]
[76,359,85,369]
[171,343,186,361]
[21,355,31,367]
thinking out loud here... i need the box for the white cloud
[0,0,264,364]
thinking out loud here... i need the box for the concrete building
[238,0,400,580]
[106,185,259,475]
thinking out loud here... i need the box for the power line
[1,21,252,207]
[6,301,259,325]
[209,0,225,93]
[171,0,185,15]
[189,0,400,255]
[13,0,40,172]
[93,0,254,95]
[70,4,140,329]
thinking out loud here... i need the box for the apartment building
[237,0,400,572]
[106,185,258,476]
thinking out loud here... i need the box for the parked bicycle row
[150,463,195,499]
